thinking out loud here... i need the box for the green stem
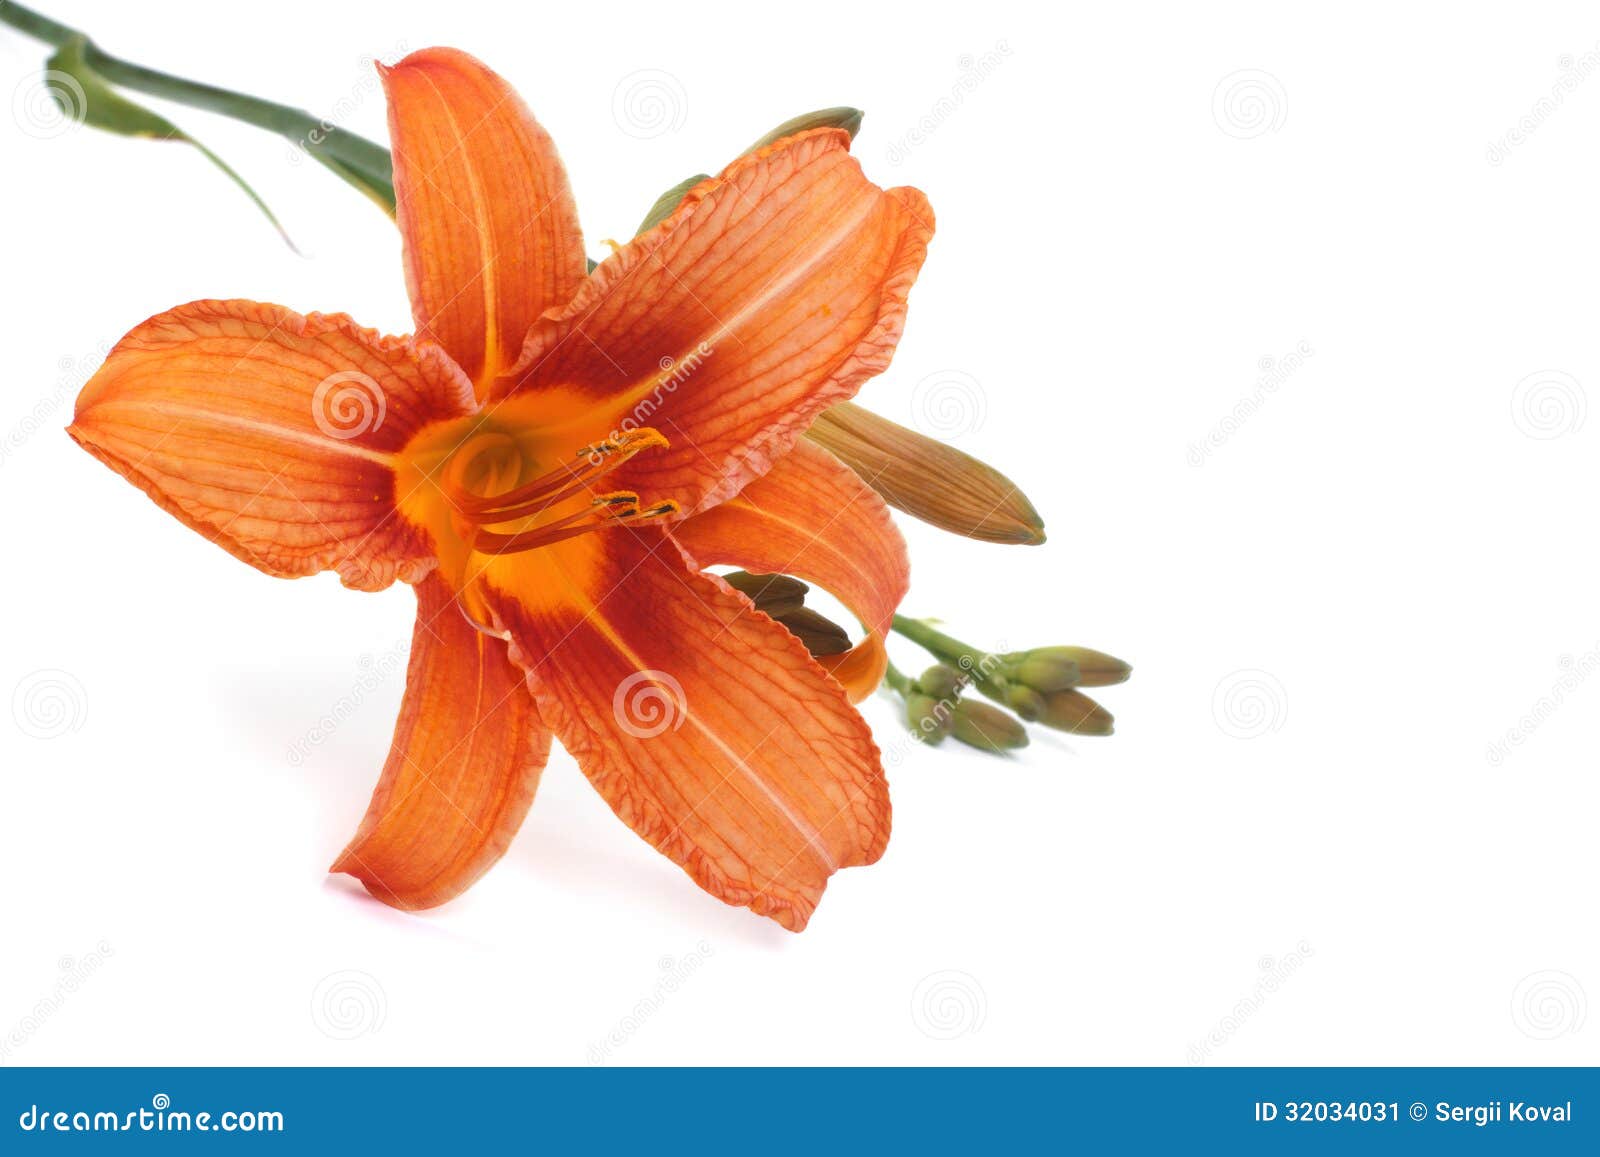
[0,2,394,204]
[882,657,912,696]
[890,615,999,680]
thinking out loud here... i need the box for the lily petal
[68,299,475,590]
[332,574,551,910]
[501,128,934,519]
[480,531,891,931]
[382,47,586,394]
[672,440,908,702]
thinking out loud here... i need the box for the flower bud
[773,606,852,657]
[722,570,808,618]
[998,682,1047,722]
[1002,648,1081,693]
[806,403,1045,545]
[952,699,1029,752]
[637,110,866,239]
[636,172,711,235]
[746,107,864,153]
[906,692,952,744]
[916,664,965,701]
[1039,689,1114,736]
[1030,646,1131,688]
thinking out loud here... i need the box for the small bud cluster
[899,662,1029,752]
[887,621,1131,756]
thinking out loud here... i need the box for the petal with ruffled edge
[68,299,475,591]
[499,128,934,519]
[382,47,586,394]
[672,440,908,702]
[478,529,890,931]
[332,574,551,910]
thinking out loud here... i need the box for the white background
[1,0,1596,1066]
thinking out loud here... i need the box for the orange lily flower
[67,48,934,931]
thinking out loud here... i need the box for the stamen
[442,426,677,556]
[470,497,680,555]
[446,427,669,516]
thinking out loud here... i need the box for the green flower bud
[1000,682,1047,722]
[906,692,952,744]
[1003,649,1081,693]
[1009,646,1130,688]
[747,107,864,153]
[952,699,1029,752]
[636,172,711,235]
[1039,689,1114,736]
[916,664,965,701]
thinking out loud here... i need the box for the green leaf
[44,35,299,252]
[299,147,396,218]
